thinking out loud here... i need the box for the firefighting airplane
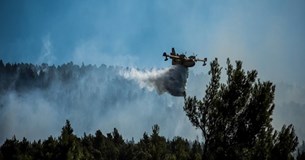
[163,48,207,68]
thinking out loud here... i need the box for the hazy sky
[1,0,305,84]
[1,0,305,141]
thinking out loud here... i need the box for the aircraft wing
[167,55,180,59]
[196,58,206,61]
[195,58,207,66]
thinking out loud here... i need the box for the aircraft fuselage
[172,59,195,67]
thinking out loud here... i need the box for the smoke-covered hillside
[1,59,304,145]
[0,60,206,144]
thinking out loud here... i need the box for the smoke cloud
[0,62,201,144]
[120,65,188,97]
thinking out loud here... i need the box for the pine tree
[271,124,298,160]
[58,120,83,160]
[184,58,298,159]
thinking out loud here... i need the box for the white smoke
[38,34,56,64]
[0,64,201,144]
[120,65,189,97]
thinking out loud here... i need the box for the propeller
[163,52,168,61]
[202,58,207,66]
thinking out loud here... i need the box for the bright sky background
[1,0,305,141]
[1,0,305,85]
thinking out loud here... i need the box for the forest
[1,120,305,160]
[0,59,305,160]
[1,120,203,160]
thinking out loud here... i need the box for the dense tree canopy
[0,120,202,160]
[184,58,299,160]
